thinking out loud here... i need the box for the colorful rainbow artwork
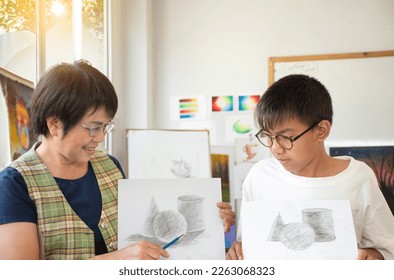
[211,96,233,112]
[238,95,260,111]
[179,98,199,119]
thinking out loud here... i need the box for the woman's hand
[226,241,243,260]
[94,240,170,260]
[217,202,236,232]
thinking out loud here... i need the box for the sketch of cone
[140,197,160,237]
[266,212,284,241]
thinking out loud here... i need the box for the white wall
[111,0,394,169]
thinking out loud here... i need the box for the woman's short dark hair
[255,74,333,131]
[31,60,118,137]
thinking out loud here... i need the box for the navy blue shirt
[0,155,125,255]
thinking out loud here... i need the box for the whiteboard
[268,51,394,145]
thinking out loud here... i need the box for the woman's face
[53,107,112,165]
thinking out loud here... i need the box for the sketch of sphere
[278,223,315,250]
[152,210,187,242]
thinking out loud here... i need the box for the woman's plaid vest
[10,144,123,259]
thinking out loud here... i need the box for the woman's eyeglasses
[81,121,115,137]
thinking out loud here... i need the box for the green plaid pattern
[10,143,123,260]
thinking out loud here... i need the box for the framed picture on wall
[329,146,394,216]
[126,129,211,179]
[0,67,36,166]
[210,145,235,206]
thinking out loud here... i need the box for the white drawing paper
[127,129,211,179]
[118,178,225,260]
[233,162,255,200]
[242,200,358,260]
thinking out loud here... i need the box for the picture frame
[210,145,235,206]
[329,145,394,216]
[0,67,36,167]
[126,129,211,179]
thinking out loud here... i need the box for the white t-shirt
[240,156,394,259]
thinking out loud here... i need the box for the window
[0,0,108,82]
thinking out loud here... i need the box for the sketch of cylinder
[302,208,336,242]
[177,195,206,232]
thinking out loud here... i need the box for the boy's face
[263,118,322,176]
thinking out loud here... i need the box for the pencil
[162,233,185,249]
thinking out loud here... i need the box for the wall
[111,0,394,170]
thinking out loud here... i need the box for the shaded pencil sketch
[118,178,225,259]
[126,130,211,179]
[152,210,187,242]
[278,223,315,250]
[125,195,207,248]
[241,200,357,259]
[177,195,206,232]
[266,212,284,242]
[140,197,160,237]
[267,208,336,251]
[302,208,335,242]
[170,156,192,178]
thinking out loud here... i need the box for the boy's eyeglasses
[255,121,320,150]
[81,121,115,137]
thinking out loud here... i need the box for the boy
[226,74,394,260]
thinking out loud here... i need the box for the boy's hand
[358,248,383,260]
[226,241,243,260]
[217,202,236,232]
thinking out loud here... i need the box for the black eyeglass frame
[255,121,321,150]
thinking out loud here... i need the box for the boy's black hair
[255,74,333,131]
[31,60,118,137]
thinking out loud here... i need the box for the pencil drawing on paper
[267,208,336,250]
[170,156,192,178]
[125,195,208,247]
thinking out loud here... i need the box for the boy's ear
[316,120,331,141]
[46,117,61,136]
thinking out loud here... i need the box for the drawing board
[268,50,394,143]
[126,129,211,179]
[118,178,225,260]
[242,200,358,260]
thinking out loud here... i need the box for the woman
[0,60,235,260]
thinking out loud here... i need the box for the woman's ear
[46,117,61,137]
[316,120,331,142]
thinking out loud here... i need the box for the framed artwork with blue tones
[330,146,394,216]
